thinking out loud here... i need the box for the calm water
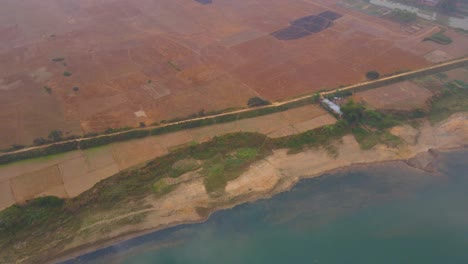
[65,149,468,264]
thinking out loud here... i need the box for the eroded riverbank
[53,113,467,264]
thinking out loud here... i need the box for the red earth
[0,0,467,148]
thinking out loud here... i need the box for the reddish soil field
[1,0,466,148]
[354,81,434,111]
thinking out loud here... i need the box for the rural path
[1,56,468,159]
[80,208,157,232]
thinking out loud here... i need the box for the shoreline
[51,113,468,264]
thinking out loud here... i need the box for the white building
[321,99,343,116]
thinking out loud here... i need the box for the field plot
[0,0,466,147]
[355,81,433,111]
[10,165,68,203]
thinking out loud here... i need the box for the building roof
[322,99,343,115]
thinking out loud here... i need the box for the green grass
[272,120,348,153]
[168,159,200,178]
[362,109,401,129]
[203,147,262,194]
[352,127,403,150]
[152,179,175,196]
[429,83,468,124]
[424,31,453,45]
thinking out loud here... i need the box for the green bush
[0,196,65,231]
[48,130,63,142]
[247,97,271,107]
[366,71,380,80]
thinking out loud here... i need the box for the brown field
[354,81,434,111]
[1,0,467,148]
[9,165,68,203]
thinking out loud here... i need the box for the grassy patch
[429,82,468,124]
[362,109,401,129]
[203,147,262,194]
[152,179,175,196]
[424,30,453,45]
[168,158,200,178]
[352,126,403,150]
[272,120,348,152]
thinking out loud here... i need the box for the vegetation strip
[1,57,467,165]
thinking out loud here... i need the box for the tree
[73,86,79,92]
[139,122,146,128]
[366,71,380,80]
[341,99,365,124]
[312,93,321,103]
[33,137,48,146]
[247,97,271,107]
[48,130,63,142]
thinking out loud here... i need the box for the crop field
[355,81,433,111]
[1,0,467,148]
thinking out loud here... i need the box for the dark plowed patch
[271,10,341,40]
[272,26,311,40]
[194,0,212,4]
[318,11,342,21]
[292,15,332,33]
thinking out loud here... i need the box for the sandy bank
[51,112,468,263]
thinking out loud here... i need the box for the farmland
[2,0,467,148]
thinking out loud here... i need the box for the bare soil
[0,0,466,148]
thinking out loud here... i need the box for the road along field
[0,105,335,210]
[1,0,467,148]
